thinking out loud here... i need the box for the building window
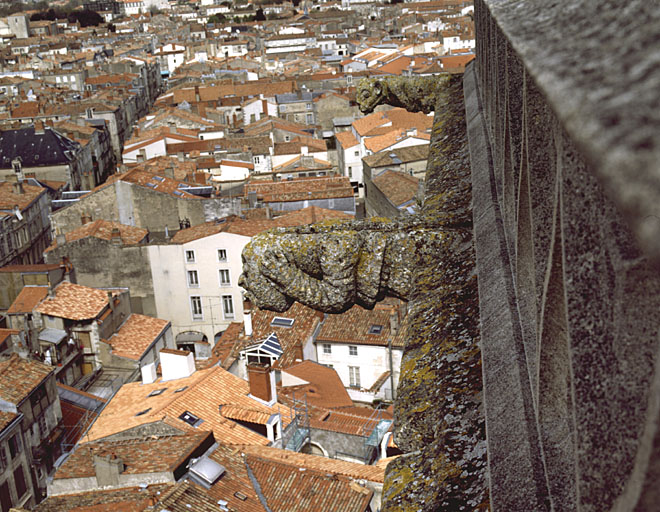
[280,105,286,112]
[217,249,227,261]
[368,324,383,335]
[323,343,331,354]
[222,295,234,318]
[0,445,6,470]
[306,103,312,110]
[190,296,203,320]
[348,166,352,179]
[346,75,353,84]
[349,345,358,356]
[186,250,195,263]
[284,135,290,142]
[354,150,360,157]
[8,434,21,459]
[306,113,314,124]
[14,464,27,498]
[38,415,47,437]
[254,155,261,164]
[188,270,199,287]
[349,366,360,388]
[219,269,230,286]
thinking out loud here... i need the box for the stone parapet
[470,0,660,510]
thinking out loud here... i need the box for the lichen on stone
[240,74,488,510]
[356,76,450,114]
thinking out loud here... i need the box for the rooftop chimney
[94,454,124,487]
[160,348,196,381]
[141,362,157,384]
[12,182,24,195]
[390,310,399,337]
[110,227,122,245]
[247,362,276,405]
[243,298,253,337]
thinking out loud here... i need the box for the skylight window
[135,408,151,416]
[153,175,165,181]
[271,317,294,328]
[174,386,188,393]
[368,324,383,335]
[146,182,157,188]
[148,388,167,397]
[179,410,203,427]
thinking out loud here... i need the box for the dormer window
[368,324,383,335]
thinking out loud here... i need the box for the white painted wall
[148,232,250,345]
[315,342,402,395]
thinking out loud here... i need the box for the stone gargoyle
[239,77,450,314]
[238,218,452,313]
[356,76,448,114]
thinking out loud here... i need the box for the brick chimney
[247,363,277,405]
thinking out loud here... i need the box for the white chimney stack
[141,362,157,384]
[160,349,196,381]
[243,298,253,337]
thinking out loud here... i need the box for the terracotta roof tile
[32,484,173,512]
[172,207,352,244]
[238,444,386,483]
[0,353,53,405]
[0,410,19,433]
[105,314,170,361]
[316,303,407,347]
[279,360,353,409]
[246,455,372,512]
[336,130,359,149]
[35,281,119,321]
[0,181,46,211]
[372,170,420,207]
[45,220,148,253]
[54,431,212,480]
[245,176,353,204]
[239,302,323,369]
[7,285,48,314]
[84,366,283,446]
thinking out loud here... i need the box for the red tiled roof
[246,455,372,512]
[105,314,170,361]
[84,366,284,446]
[54,431,212,479]
[45,220,148,253]
[0,181,46,211]
[316,303,407,348]
[35,281,119,321]
[372,169,420,207]
[7,285,48,314]
[245,176,353,203]
[238,444,386,483]
[279,360,353,409]
[0,353,53,405]
[0,410,19,433]
[336,130,359,149]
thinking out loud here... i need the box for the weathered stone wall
[51,181,241,235]
[44,240,156,317]
[467,0,660,510]
[380,75,487,512]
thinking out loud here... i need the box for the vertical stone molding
[470,1,660,510]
